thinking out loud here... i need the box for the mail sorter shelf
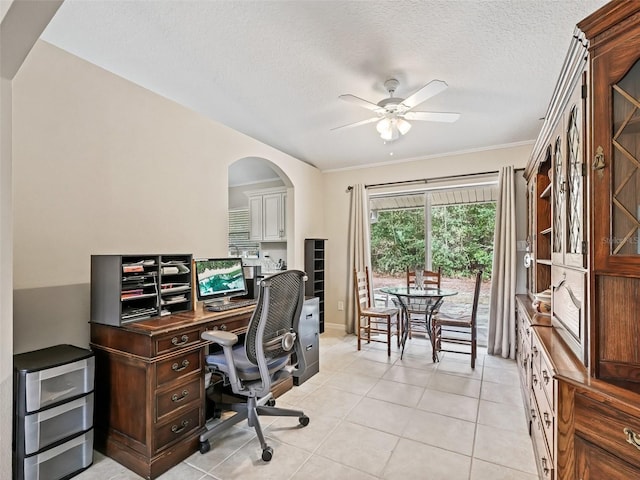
[13,344,95,480]
[91,254,193,326]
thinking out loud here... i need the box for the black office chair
[198,270,310,461]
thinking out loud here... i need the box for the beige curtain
[346,184,371,334]
[487,166,517,358]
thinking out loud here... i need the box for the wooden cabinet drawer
[575,392,640,470]
[532,378,555,459]
[154,406,201,454]
[155,377,202,422]
[532,334,555,406]
[156,350,202,388]
[531,396,554,479]
[205,312,252,336]
[155,328,202,355]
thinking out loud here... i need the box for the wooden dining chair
[431,270,482,368]
[353,267,400,356]
[405,266,442,339]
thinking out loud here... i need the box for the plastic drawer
[22,430,93,480]
[23,393,94,455]
[25,357,95,412]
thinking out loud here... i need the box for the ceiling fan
[333,78,460,142]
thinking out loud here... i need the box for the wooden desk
[90,305,254,480]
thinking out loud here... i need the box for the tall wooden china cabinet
[517,2,640,478]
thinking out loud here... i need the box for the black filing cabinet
[13,345,95,480]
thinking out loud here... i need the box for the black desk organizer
[13,344,95,480]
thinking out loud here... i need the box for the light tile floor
[75,330,538,480]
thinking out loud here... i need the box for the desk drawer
[156,350,202,388]
[156,377,202,422]
[575,392,640,470]
[155,328,202,356]
[154,407,201,454]
[205,314,250,336]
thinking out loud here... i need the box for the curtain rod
[346,167,525,191]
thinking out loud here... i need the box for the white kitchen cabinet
[247,188,286,242]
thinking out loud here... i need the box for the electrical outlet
[338,301,344,311]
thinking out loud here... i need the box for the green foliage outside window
[370,203,496,277]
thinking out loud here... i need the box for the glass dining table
[380,286,458,360]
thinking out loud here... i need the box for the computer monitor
[194,258,247,305]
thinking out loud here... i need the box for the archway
[228,157,294,274]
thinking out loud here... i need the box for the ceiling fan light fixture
[377,117,410,141]
[380,123,399,141]
[376,117,391,134]
[397,117,412,135]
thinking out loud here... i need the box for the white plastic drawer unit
[23,393,94,455]
[22,430,93,480]
[24,356,95,412]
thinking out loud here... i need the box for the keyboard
[206,299,257,312]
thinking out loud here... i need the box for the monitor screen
[194,258,247,303]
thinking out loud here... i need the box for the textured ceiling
[40,0,608,172]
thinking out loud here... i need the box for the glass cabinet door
[564,85,587,269]
[611,60,640,256]
[592,37,640,271]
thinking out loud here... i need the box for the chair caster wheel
[262,446,273,462]
[199,440,211,454]
[299,415,310,427]
[267,398,276,407]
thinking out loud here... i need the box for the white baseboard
[322,322,346,334]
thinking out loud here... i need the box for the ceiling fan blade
[401,80,449,110]
[338,94,383,112]
[331,116,380,131]
[403,111,460,123]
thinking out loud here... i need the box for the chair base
[198,392,309,461]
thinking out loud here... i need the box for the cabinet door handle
[171,335,189,346]
[543,412,551,428]
[532,373,538,386]
[530,408,537,420]
[172,359,190,372]
[171,419,189,434]
[541,457,550,476]
[623,427,640,450]
[542,370,550,384]
[593,145,606,176]
[171,389,189,402]
[532,345,538,356]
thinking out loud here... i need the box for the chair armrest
[201,330,238,347]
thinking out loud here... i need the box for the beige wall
[12,41,324,352]
[321,144,532,330]
[0,73,14,479]
[2,0,63,472]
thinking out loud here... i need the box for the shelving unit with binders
[304,239,326,333]
[91,254,193,326]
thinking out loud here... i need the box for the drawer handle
[171,389,189,402]
[171,420,189,434]
[542,370,550,384]
[171,335,189,346]
[543,412,551,428]
[220,324,227,331]
[172,359,190,372]
[623,427,640,450]
[541,456,550,476]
